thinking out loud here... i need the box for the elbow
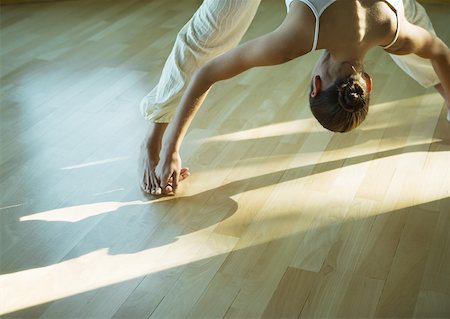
[192,65,216,90]
[429,40,450,62]
[431,46,450,69]
[438,44,450,63]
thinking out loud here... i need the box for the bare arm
[163,34,304,152]
[386,21,450,101]
[155,9,313,191]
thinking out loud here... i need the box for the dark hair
[309,75,370,133]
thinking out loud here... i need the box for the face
[310,52,372,97]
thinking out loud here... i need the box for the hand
[155,150,182,194]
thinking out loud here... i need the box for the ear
[311,75,322,97]
[364,72,373,93]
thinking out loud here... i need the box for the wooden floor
[1,0,450,318]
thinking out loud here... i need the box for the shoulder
[384,18,442,58]
[280,0,317,55]
[371,1,402,49]
[259,1,315,61]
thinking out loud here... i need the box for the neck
[328,50,364,75]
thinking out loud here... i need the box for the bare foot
[139,124,163,195]
[138,123,190,195]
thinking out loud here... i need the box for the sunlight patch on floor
[61,156,129,170]
[19,200,149,223]
[202,118,315,143]
[4,148,449,315]
[0,225,237,315]
[0,204,23,211]
[3,181,449,315]
[362,92,443,130]
[92,188,126,196]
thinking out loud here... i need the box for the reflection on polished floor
[1,0,449,317]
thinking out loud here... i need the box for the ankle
[151,122,169,135]
[145,122,168,144]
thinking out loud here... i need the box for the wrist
[162,125,182,153]
[161,142,179,158]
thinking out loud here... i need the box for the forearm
[431,46,450,101]
[162,68,213,153]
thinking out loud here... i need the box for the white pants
[388,0,440,88]
[140,0,261,123]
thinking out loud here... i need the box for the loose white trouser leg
[140,0,261,123]
[388,0,440,88]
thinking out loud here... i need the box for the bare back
[289,0,400,56]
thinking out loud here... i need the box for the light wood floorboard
[1,0,449,318]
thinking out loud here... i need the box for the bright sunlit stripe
[20,200,148,223]
[0,226,238,316]
[202,119,313,142]
[61,156,129,170]
[0,204,23,211]
[92,188,126,196]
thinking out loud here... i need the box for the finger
[165,175,175,193]
[180,167,190,181]
[165,184,173,194]
[171,170,180,192]
[160,173,172,193]
[163,175,173,193]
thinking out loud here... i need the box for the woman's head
[309,55,372,133]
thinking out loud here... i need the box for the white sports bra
[284,0,402,51]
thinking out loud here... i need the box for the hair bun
[338,79,366,112]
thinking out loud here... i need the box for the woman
[141,0,450,195]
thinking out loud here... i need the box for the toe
[141,171,150,193]
[150,172,159,196]
[141,182,149,193]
